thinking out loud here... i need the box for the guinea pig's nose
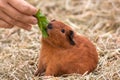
[47,23,53,29]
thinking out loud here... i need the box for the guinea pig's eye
[61,29,65,33]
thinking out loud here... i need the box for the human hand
[0,0,37,30]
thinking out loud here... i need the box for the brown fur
[35,20,98,76]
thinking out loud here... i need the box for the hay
[0,0,120,80]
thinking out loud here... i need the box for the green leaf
[34,9,49,38]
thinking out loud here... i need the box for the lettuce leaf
[34,9,49,38]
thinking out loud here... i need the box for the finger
[14,23,32,31]
[7,0,37,15]
[1,2,37,25]
[0,11,32,30]
[0,19,13,28]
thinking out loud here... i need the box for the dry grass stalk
[0,0,120,80]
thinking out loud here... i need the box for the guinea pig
[35,20,98,76]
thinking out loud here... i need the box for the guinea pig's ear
[67,30,76,45]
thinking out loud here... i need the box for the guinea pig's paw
[34,69,43,76]
[45,67,57,76]
[45,72,55,76]
[34,70,40,76]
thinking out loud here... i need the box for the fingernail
[32,18,37,24]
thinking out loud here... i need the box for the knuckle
[0,20,13,28]
[22,5,30,12]
[16,23,22,27]
[14,14,23,20]
[8,25,13,28]
[0,20,11,28]
[4,24,10,28]
[4,24,13,28]
[0,21,6,27]
[4,23,10,28]
[9,19,15,24]
[15,21,24,27]
[22,5,37,15]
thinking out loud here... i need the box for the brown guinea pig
[35,20,98,76]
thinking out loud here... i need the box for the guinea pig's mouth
[46,20,55,37]
[47,23,53,29]
[46,23,53,34]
